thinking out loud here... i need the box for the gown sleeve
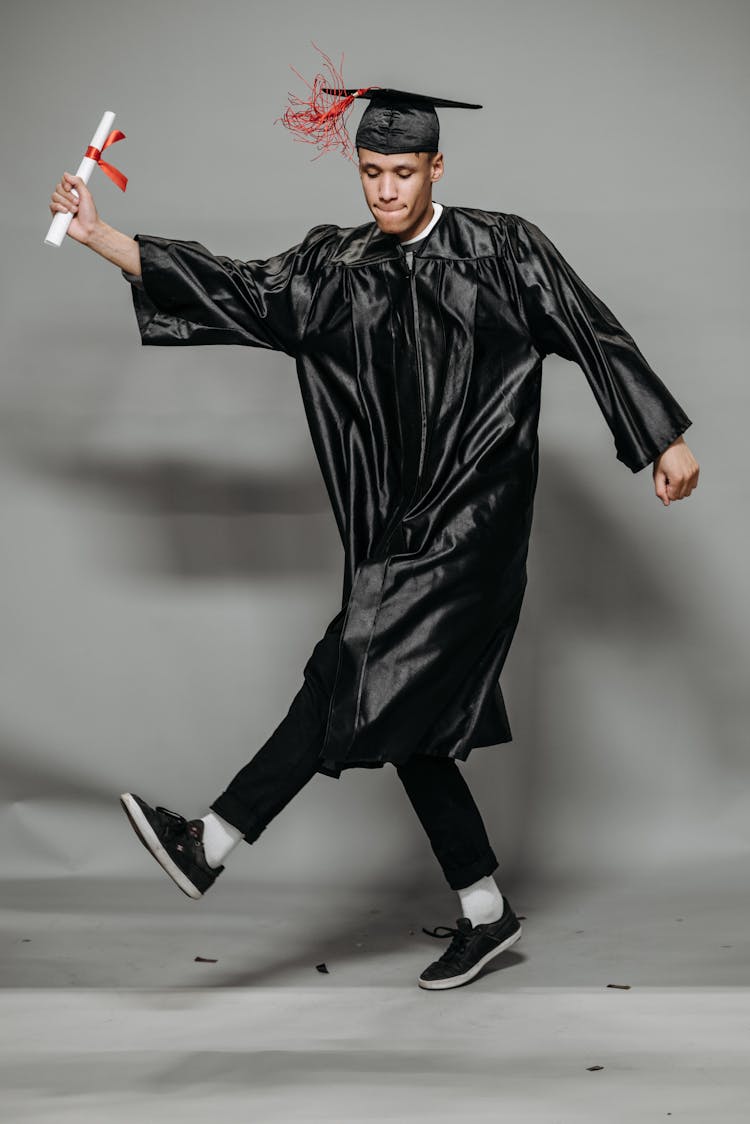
[504,214,692,472]
[121,224,336,357]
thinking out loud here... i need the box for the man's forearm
[84,220,141,277]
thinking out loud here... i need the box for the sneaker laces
[422,918,474,966]
[154,806,194,841]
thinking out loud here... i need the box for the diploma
[45,110,126,247]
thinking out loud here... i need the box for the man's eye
[398,172,413,179]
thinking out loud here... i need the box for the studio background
[1,0,746,893]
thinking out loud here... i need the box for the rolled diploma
[44,110,116,247]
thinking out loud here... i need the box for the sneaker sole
[119,793,204,901]
[417,924,523,991]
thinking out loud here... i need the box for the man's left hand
[652,435,700,506]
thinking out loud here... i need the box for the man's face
[358,149,444,242]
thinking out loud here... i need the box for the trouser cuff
[443,850,499,892]
[209,793,266,844]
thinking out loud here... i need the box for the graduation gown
[124,207,692,777]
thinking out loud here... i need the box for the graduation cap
[279,48,481,160]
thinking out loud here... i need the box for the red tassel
[278,45,373,160]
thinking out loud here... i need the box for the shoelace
[422,922,474,966]
[154,806,192,839]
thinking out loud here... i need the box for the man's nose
[378,175,398,201]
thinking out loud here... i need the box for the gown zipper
[405,248,428,489]
[375,248,427,560]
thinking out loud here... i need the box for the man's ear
[431,153,445,183]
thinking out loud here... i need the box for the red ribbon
[85,129,128,191]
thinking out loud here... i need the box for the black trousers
[210,616,499,892]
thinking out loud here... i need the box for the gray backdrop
[1,0,746,890]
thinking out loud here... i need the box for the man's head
[358,148,444,241]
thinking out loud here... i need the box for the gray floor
[2,860,749,1122]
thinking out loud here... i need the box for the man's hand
[48,171,141,276]
[652,435,699,506]
[49,172,99,244]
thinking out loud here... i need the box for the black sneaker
[119,792,223,900]
[418,898,522,990]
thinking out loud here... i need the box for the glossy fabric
[126,208,691,776]
[355,97,440,154]
[328,88,482,155]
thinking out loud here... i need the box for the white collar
[401,202,444,246]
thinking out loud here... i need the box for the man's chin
[374,211,408,235]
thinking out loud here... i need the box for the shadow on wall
[44,450,342,579]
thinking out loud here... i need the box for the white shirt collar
[401,202,444,246]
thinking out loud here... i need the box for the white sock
[200,811,244,869]
[457,875,504,927]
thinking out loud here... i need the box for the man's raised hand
[47,175,141,275]
[49,172,98,244]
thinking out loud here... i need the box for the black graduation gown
[124,206,692,777]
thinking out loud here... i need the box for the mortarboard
[279,49,482,160]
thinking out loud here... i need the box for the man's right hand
[49,172,98,244]
[48,172,141,276]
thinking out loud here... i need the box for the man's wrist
[83,217,114,252]
[84,220,141,276]
[653,433,685,466]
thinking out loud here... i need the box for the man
[48,83,699,992]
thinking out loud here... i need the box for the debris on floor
[315,963,329,974]
[606,983,631,990]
